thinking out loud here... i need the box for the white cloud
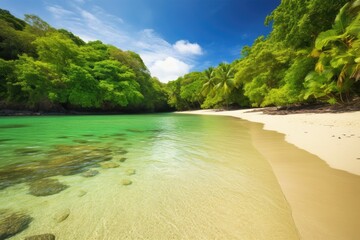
[46,2,203,82]
[46,5,74,19]
[173,40,203,55]
[149,57,191,83]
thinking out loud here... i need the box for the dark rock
[126,129,145,133]
[72,139,90,144]
[0,144,114,190]
[82,134,94,137]
[25,233,56,240]
[0,209,32,239]
[14,147,42,156]
[0,124,29,129]
[28,179,68,197]
[118,157,127,162]
[81,170,99,177]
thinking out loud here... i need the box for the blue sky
[0,0,280,82]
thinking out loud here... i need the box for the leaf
[315,30,341,50]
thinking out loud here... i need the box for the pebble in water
[0,209,32,239]
[28,179,68,197]
[25,233,56,240]
[121,179,132,186]
[81,170,99,178]
[100,162,120,169]
[125,169,136,176]
[77,190,87,197]
[119,157,127,162]
[53,208,70,223]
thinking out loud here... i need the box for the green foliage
[0,9,169,112]
[33,32,80,72]
[13,55,58,107]
[0,9,26,30]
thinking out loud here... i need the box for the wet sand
[179,109,360,239]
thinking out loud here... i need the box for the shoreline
[178,109,360,239]
[178,109,360,175]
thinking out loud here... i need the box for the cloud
[173,40,203,55]
[46,5,74,19]
[46,2,204,82]
[149,57,191,83]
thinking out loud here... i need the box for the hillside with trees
[166,0,360,110]
[0,9,169,113]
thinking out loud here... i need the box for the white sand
[179,109,360,239]
[179,109,360,175]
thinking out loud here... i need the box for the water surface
[0,114,299,239]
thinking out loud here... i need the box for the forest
[0,0,359,112]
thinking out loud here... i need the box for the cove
[0,114,299,239]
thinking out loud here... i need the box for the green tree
[307,0,360,103]
[213,63,236,109]
[33,32,80,72]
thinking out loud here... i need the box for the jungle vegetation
[0,0,359,112]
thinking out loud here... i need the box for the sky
[0,0,280,82]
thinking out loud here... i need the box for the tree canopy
[0,10,169,112]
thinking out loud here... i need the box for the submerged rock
[0,124,29,129]
[125,169,136,176]
[14,147,42,156]
[25,233,56,240]
[0,209,32,239]
[81,170,99,178]
[77,190,87,197]
[53,208,70,223]
[121,179,132,186]
[28,179,68,197]
[100,162,120,169]
[0,144,115,190]
[118,157,127,162]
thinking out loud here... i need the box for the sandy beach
[178,109,360,240]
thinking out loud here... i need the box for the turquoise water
[0,114,299,239]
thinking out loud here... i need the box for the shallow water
[0,114,299,239]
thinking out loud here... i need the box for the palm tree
[313,0,360,102]
[201,67,216,96]
[214,63,236,109]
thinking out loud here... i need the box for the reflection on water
[0,114,299,239]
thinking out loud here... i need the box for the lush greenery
[1,0,359,112]
[0,10,168,112]
[166,0,360,110]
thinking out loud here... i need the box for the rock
[53,208,70,223]
[77,190,87,197]
[0,209,32,239]
[121,179,132,186]
[100,162,120,169]
[0,144,116,190]
[81,170,99,178]
[119,157,127,162]
[14,147,42,156]
[25,233,56,240]
[28,179,68,197]
[125,169,136,176]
